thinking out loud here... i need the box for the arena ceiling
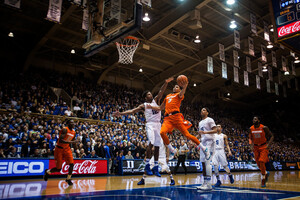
[1,0,300,106]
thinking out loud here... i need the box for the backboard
[83,0,142,57]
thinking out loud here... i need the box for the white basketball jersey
[144,99,161,123]
[215,133,225,150]
[199,117,216,142]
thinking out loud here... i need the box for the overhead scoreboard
[270,0,300,40]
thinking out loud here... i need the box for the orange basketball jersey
[57,127,75,148]
[250,124,267,145]
[163,93,183,115]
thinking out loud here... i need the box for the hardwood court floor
[1,171,300,199]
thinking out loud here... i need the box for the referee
[174,140,189,175]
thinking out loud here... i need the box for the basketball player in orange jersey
[148,80,209,160]
[43,120,77,186]
[249,116,274,187]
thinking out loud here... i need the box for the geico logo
[0,162,44,174]
[0,183,42,198]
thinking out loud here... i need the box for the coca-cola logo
[60,160,98,174]
[278,21,300,37]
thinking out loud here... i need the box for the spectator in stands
[125,151,134,159]
[30,148,41,158]
[85,150,98,158]
[64,106,72,117]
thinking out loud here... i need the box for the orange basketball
[177,75,188,87]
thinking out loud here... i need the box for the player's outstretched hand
[166,77,174,83]
[182,80,189,87]
[228,151,232,157]
[112,111,120,117]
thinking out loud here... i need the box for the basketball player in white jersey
[137,137,175,185]
[212,124,234,187]
[197,107,217,191]
[113,77,173,177]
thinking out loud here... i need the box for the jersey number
[152,110,158,115]
[65,135,73,141]
[216,140,219,145]
[254,133,261,138]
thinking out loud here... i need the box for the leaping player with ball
[148,75,210,160]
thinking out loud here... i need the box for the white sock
[197,143,206,151]
[214,165,219,177]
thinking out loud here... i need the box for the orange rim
[115,36,140,47]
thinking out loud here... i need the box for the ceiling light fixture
[8,32,14,37]
[262,66,268,72]
[194,35,201,43]
[267,42,273,49]
[284,71,289,75]
[227,92,230,96]
[295,57,300,63]
[229,20,237,29]
[71,49,75,54]
[143,13,150,22]
[139,68,143,72]
[226,0,235,5]
[193,83,196,87]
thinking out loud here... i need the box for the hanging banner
[248,37,255,56]
[261,45,267,63]
[287,80,291,89]
[139,0,152,7]
[246,56,251,72]
[73,0,81,5]
[111,0,122,24]
[4,0,21,8]
[234,30,240,49]
[282,56,287,71]
[296,79,299,91]
[219,43,225,62]
[46,0,63,23]
[256,75,261,89]
[82,7,89,31]
[278,71,282,85]
[272,51,277,68]
[264,21,270,42]
[292,62,296,76]
[234,67,239,83]
[250,13,257,36]
[233,50,239,68]
[266,80,271,93]
[207,56,214,74]
[258,62,263,77]
[82,0,87,8]
[275,83,279,96]
[268,66,273,81]
[222,62,227,79]
[244,71,249,86]
[283,85,287,98]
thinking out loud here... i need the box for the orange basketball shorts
[253,146,269,164]
[160,113,199,145]
[54,146,74,169]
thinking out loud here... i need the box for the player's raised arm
[155,77,174,104]
[224,135,232,157]
[263,126,274,148]
[179,80,188,98]
[112,104,145,117]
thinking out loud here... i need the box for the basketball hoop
[116,36,140,64]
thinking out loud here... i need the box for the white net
[116,36,140,64]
